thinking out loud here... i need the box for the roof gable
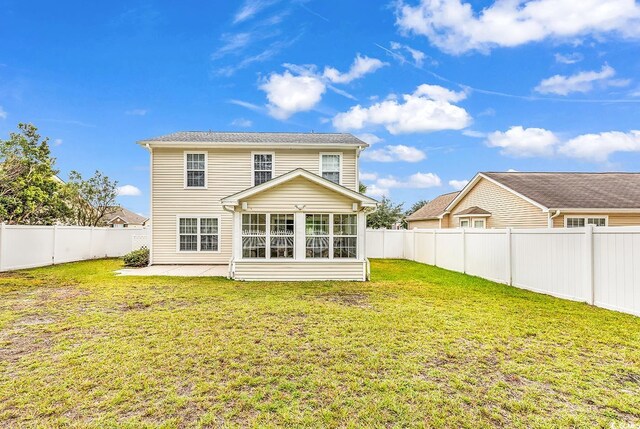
[221,168,378,207]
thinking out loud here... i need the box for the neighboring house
[407,172,640,229]
[138,132,377,281]
[101,207,149,229]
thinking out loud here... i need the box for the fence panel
[414,230,435,265]
[435,230,464,273]
[0,225,150,272]
[593,228,640,316]
[464,229,508,283]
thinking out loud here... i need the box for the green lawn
[0,259,639,428]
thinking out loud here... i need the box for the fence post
[506,228,512,286]
[52,224,58,265]
[0,222,5,272]
[461,228,466,273]
[412,230,417,262]
[586,225,595,305]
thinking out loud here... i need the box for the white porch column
[357,210,366,260]
[233,210,242,260]
[295,212,306,260]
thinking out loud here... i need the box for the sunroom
[221,169,378,281]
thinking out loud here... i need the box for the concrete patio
[116,265,228,277]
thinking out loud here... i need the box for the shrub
[123,247,149,267]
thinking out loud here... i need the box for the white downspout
[222,205,236,278]
[548,210,561,228]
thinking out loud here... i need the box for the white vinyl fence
[0,224,150,272]
[366,227,640,317]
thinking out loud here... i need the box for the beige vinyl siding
[241,176,355,212]
[554,213,640,227]
[448,178,547,228]
[408,219,440,229]
[151,147,358,264]
[233,261,365,281]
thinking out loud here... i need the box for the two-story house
[138,132,377,281]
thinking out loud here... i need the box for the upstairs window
[185,153,206,188]
[320,153,341,184]
[253,153,274,186]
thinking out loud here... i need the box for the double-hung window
[333,214,357,258]
[320,153,341,184]
[185,153,206,188]
[270,214,294,258]
[242,214,267,258]
[566,216,607,228]
[178,217,218,252]
[253,153,274,186]
[305,214,330,258]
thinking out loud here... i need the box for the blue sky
[2,0,640,216]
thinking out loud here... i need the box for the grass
[0,259,639,428]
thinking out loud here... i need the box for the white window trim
[459,219,470,228]
[319,152,342,186]
[251,151,275,187]
[176,215,220,253]
[304,213,358,260]
[472,218,486,229]
[183,151,208,189]
[564,215,608,228]
[240,213,295,260]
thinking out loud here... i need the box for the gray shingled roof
[101,207,148,225]
[139,131,367,146]
[406,191,460,221]
[483,172,640,209]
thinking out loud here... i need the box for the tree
[65,170,119,226]
[359,182,367,194]
[366,196,404,229]
[0,123,69,224]
[406,199,429,216]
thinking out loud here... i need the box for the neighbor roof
[482,172,640,209]
[453,206,492,216]
[101,207,148,225]
[406,191,460,221]
[138,132,368,147]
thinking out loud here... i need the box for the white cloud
[486,126,559,157]
[117,185,142,197]
[125,109,148,116]
[0,106,6,119]
[559,130,640,162]
[462,130,485,138]
[554,52,584,64]
[369,172,442,196]
[333,84,471,134]
[360,172,378,181]
[507,168,518,172]
[396,0,640,54]
[259,70,326,119]
[233,0,276,24]
[260,54,387,120]
[355,133,383,145]
[231,118,253,127]
[229,99,263,112]
[534,64,628,95]
[362,145,427,162]
[323,54,387,84]
[449,179,469,190]
[53,139,63,146]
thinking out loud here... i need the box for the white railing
[0,224,150,272]
[366,227,640,317]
